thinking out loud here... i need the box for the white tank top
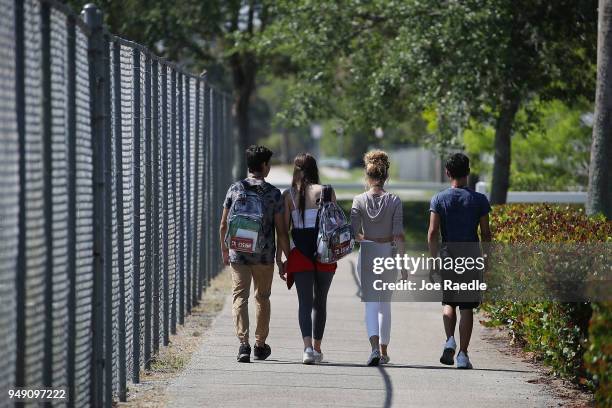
[289,188,318,229]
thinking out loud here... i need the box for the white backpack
[315,185,355,263]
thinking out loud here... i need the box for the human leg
[231,264,252,344]
[293,271,315,349]
[312,271,334,342]
[458,308,474,353]
[252,264,274,347]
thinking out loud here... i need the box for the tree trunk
[489,96,521,205]
[231,53,257,179]
[588,0,612,219]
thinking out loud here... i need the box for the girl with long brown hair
[278,153,337,364]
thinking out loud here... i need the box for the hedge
[484,204,611,405]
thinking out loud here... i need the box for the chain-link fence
[0,1,235,406]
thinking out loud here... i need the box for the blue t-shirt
[429,187,491,242]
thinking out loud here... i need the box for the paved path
[166,256,561,407]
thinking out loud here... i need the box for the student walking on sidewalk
[219,145,290,363]
[428,153,492,369]
[278,153,337,364]
[351,151,405,366]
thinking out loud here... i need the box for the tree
[67,0,280,177]
[462,99,593,191]
[267,0,597,203]
[588,0,612,219]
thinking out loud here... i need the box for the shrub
[484,204,611,400]
[585,302,612,406]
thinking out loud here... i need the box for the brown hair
[291,153,320,221]
[364,150,390,186]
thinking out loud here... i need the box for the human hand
[277,259,287,281]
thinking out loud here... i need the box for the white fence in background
[475,182,587,204]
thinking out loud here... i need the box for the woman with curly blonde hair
[351,150,405,366]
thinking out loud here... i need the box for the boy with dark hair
[428,153,492,369]
[219,145,290,363]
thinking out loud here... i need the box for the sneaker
[456,351,473,369]
[237,343,251,363]
[367,349,381,366]
[253,343,271,360]
[380,354,390,365]
[440,336,456,365]
[313,349,324,363]
[303,347,315,365]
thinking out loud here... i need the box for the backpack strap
[240,179,271,196]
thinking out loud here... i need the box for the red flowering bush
[484,204,611,404]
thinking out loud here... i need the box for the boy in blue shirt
[428,153,492,369]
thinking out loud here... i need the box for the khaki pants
[230,263,274,345]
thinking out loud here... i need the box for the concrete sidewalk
[166,256,560,407]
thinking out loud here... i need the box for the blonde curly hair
[363,150,390,186]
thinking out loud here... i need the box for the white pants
[357,242,394,345]
[365,301,391,345]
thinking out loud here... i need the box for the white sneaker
[303,347,315,365]
[440,336,456,365]
[456,351,473,369]
[313,350,324,363]
[380,354,390,365]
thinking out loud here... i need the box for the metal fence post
[64,12,78,408]
[184,77,191,315]
[161,63,170,346]
[193,78,202,303]
[14,0,27,400]
[152,59,160,355]
[111,38,127,403]
[170,69,177,335]
[40,1,54,394]
[131,47,141,383]
[177,73,184,326]
[204,83,212,287]
[82,3,107,406]
[144,53,152,370]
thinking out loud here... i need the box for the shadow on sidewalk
[261,359,393,408]
[261,359,530,374]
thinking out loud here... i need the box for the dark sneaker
[253,343,271,360]
[440,336,456,365]
[237,343,251,363]
[440,348,455,365]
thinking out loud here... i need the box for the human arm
[275,213,290,280]
[392,198,407,279]
[427,212,440,258]
[350,196,364,241]
[219,207,230,266]
[274,191,290,280]
[276,191,290,261]
[479,213,492,271]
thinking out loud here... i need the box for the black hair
[445,153,470,179]
[245,145,273,173]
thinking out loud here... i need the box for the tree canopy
[265,0,597,201]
